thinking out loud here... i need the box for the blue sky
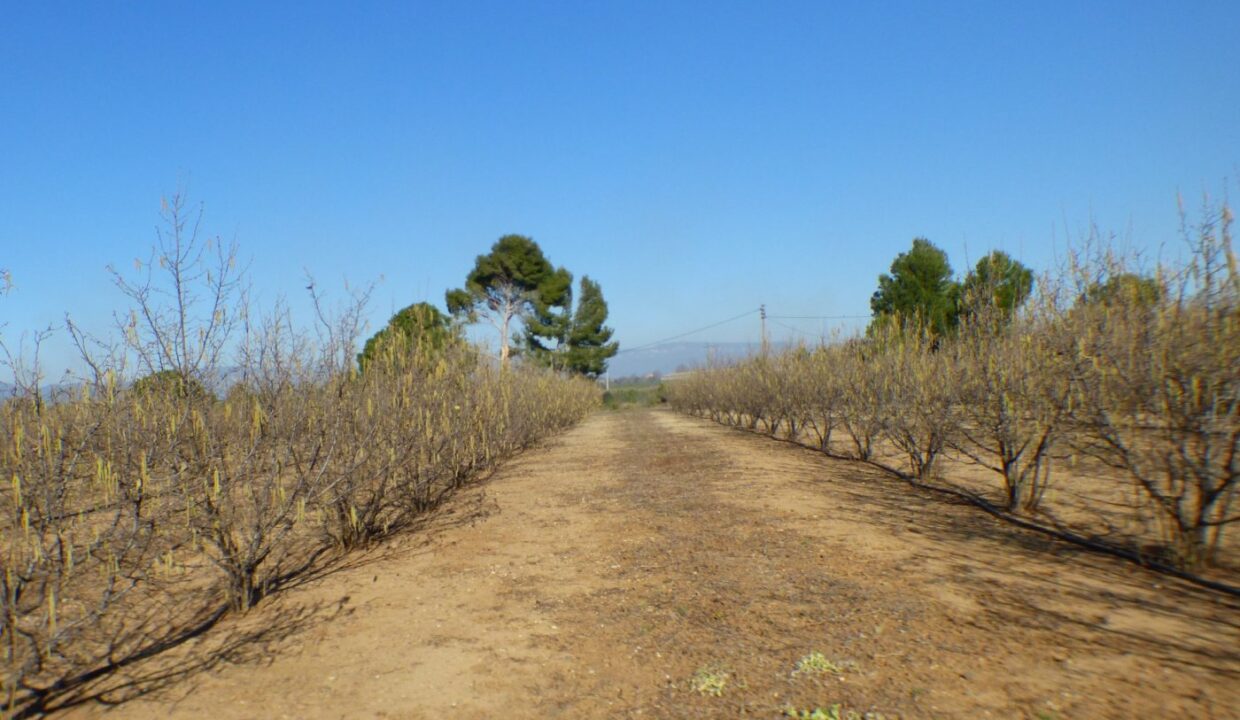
[2,1,1237,378]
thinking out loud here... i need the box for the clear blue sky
[2,1,1237,378]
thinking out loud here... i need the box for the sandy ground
[73,408,1239,719]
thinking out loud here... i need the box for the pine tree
[357,302,459,371]
[869,237,961,337]
[960,250,1034,322]
[521,267,573,369]
[445,235,561,366]
[564,276,618,377]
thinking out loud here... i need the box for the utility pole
[760,304,768,356]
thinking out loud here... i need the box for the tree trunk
[499,310,511,367]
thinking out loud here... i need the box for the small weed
[690,664,730,697]
[784,704,887,720]
[785,707,840,720]
[793,651,850,676]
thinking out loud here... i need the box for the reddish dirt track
[74,408,1239,719]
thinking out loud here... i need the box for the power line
[767,314,873,320]
[615,309,869,356]
[617,308,760,354]
[770,319,820,337]
[769,320,852,346]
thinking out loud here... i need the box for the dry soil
[74,408,1240,719]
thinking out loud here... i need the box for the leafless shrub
[834,339,889,462]
[872,323,960,482]
[0,194,600,716]
[668,192,1237,571]
[1070,197,1238,568]
[0,376,184,716]
[109,191,243,385]
[788,346,844,453]
[951,313,1075,511]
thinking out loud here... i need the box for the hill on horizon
[605,341,797,379]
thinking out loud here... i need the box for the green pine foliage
[1082,272,1163,308]
[358,302,459,371]
[868,237,961,337]
[446,234,564,365]
[960,250,1034,321]
[564,276,619,377]
[446,234,618,376]
[871,241,1034,335]
[522,267,574,368]
[131,369,212,400]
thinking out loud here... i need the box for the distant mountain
[0,367,248,401]
[0,380,80,400]
[605,341,793,379]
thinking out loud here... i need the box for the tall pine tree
[445,235,560,367]
[521,267,573,369]
[869,237,961,337]
[564,276,618,377]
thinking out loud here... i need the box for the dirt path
[79,409,1239,719]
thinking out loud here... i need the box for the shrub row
[0,342,598,715]
[669,204,1237,575]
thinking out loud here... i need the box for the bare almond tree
[110,191,242,386]
[0,192,603,714]
[1073,197,1238,567]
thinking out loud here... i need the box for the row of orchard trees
[0,196,600,716]
[669,198,1238,573]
